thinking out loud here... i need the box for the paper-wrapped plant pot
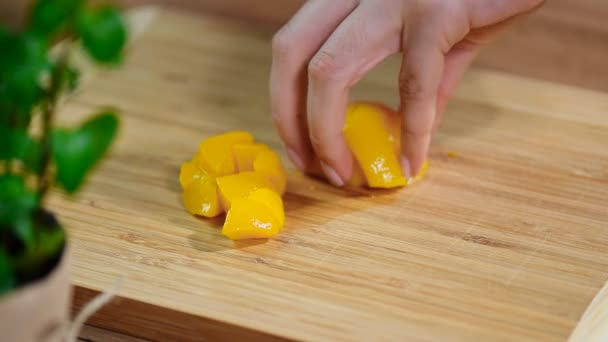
[0,244,72,342]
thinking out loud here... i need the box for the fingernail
[320,161,344,187]
[400,155,411,179]
[401,156,418,185]
[286,148,305,170]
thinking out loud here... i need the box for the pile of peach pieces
[179,102,427,241]
[179,132,287,240]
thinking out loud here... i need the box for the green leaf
[0,33,50,116]
[30,0,84,37]
[0,127,41,172]
[77,6,127,64]
[0,252,16,297]
[52,111,119,193]
[0,175,38,226]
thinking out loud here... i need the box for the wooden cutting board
[49,7,608,342]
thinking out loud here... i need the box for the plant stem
[37,49,70,203]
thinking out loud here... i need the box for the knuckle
[307,120,323,149]
[419,0,443,14]
[309,131,323,152]
[271,110,283,128]
[308,50,342,82]
[308,127,328,156]
[272,28,294,60]
[271,113,292,144]
[399,72,429,101]
[308,128,341,161]
[402,126,431,143]
[399,75,424,99]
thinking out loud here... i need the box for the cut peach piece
[222,189,283,240]
[233,143,269,172]
[182,174,222,217]
[253,150,287,195]
[179,160,205,189]
[247,188,284,227]
[343,103,406,188]
[197,131,254,176]
[381,104,402,156]
[216,171,274,210]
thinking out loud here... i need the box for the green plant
[0,0,127,295]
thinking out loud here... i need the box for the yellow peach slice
[222,192,283,240]
[197,131,254,176]
[343,103,406,188]
[216,171,274,210]
[233,143,270,172]
[253,150,287,195]
[182,173,222,217]
[179,160,204,189]
[247,188,285,228]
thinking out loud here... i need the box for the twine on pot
[64,276,126,342]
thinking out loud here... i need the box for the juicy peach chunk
[197,131,254,176]
[182,173,222,217]
[233,143,269,172]
[216,171,274,210]
[253,150,287,195]
[222,189,284,240]
[343,103,406,188]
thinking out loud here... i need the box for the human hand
[270,0,544,186]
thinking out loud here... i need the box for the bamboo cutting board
[49,7,608,342]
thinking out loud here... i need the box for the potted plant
[0,0,127,340]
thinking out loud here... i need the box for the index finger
[306,2,402,186]
[270,0,357,172]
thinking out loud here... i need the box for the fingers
[399,35,445,179]
[434,40,480,130]
[270,0,358,172]
[306,2,402,186]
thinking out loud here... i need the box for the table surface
[45,6,608,342]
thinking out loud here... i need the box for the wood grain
[48,8,608,342]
